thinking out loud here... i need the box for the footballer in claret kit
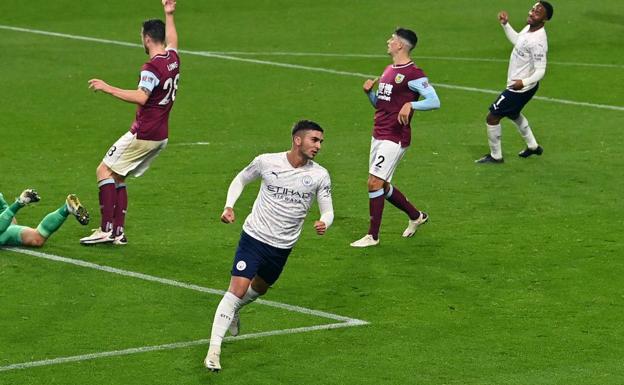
[80,0,180,246]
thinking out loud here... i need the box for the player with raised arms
[476,1,554,163]
[80,0,180,245]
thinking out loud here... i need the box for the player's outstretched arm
[162,0,178,50]
[88,79,149,105]
[498,11,518,45]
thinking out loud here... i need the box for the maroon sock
[113,184,127,236]
[367,189,385,240]
[98,179,116,232]
[386,185,420,220]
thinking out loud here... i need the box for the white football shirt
[228,152,333,249]
[507,25,548,92]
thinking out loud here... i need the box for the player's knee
[250,276,270,295]
[228,287,246,299]
[367,178,384,191]
[227,277,251,298]
[251,283,268,295]
[29,235,46,247]
[486,114,501,125]
[96,163,113,180]
[112,173,125,184]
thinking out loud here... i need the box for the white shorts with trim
[102,132,168,177]
[368,138,407,182]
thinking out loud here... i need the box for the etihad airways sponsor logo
[266,185,312,202]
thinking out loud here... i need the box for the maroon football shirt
[130,49,180,141]
[372,62,426,147]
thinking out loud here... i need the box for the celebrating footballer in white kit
[204,120,334,372]
[476,1,554,163]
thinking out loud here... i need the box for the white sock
[239,286,261,308]
[486,123,503,159]
[512,114,538,149]
[209,291,242,348]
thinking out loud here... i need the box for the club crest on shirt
[395,74,405,84]
[301,175,313,187]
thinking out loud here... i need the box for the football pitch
[1,0,623,384]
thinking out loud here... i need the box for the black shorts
[488,83,539,118]
[230,231,292,285]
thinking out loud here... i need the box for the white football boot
[204,346,221,372]
[402,212,429,238]
[80,228,113,245]
[18,189,41,205]
[112,233,128,245]
[350,234,380,248]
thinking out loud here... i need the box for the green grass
[1,0,624,384]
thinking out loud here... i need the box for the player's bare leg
[19,228,47,247]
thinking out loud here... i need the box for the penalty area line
[0,24,622,112]
[0,321,365,372]
[4,247,367,323]
[0,247,369,371]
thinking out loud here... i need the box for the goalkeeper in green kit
[0,189,89,247]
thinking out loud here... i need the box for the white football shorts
[103,131,168,177]
[368,138,407,182]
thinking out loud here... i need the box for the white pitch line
[1,24,622,112]
[3,24,622,69]
[0,321,366,372]
[0,247,368,371]
[4,247,365,323]
[171,142,211,146]
[205,51,624,69]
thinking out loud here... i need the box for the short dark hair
[395,28,418,51]
[539,1,554,20]
[291,120,324,136]
[142,19,166,43]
